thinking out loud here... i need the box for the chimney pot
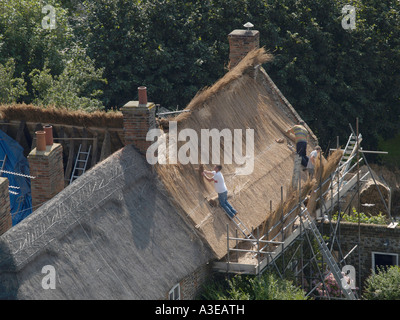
[35,131,47,151]
[43,125,53,146]
[138,86,148,106]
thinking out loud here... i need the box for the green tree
[0,0,106,109]
[29,48,107,112]
[0,58,27,104]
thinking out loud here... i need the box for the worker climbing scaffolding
[287,120,309,168]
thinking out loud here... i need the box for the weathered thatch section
[155,48,317,258]
[0,145,213,299]
[0,104,123,128]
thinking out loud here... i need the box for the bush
[332,208,389,225]
[363,266,400,300]
[201,272,308,300]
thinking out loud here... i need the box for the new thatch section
[155,48,318,258]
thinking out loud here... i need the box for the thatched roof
[155,48,318,258]
[0,47,318,299]
[0,104,123,128]
[0,145,213,299]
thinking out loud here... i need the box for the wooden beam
[64,132,75,184]
[23,121,32,149]
[100,130,111,162]
[0,120,8,134]
[91,132,98,168]
[7,120,123,132]
[15,121,26,144]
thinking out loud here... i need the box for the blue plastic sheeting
[0,130,32,225]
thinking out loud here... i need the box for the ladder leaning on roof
[70,144,91,184]
[229,214,256,240]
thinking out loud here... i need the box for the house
[0,26,318,299]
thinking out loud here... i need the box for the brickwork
[163,263,212,300]
[0,177,12,236]
[28,143,64,208]
[179,263,212,300]
[322,221,400,289]
[228,29,260,69]
[121,101,156,155]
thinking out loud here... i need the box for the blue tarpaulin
[0,130,32,225]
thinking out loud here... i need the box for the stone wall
[322,221,400,289]
[164,263,212,300]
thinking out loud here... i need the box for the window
[169,283,180,300]
[372,252,399,273]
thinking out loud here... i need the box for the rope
[0,169,36,179]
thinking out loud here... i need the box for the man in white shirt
[202,165,237,218]
[307,145,321,178]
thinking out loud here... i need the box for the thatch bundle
[261,149,343,242]
[306,149,343,215]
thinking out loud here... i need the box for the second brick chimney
[121,87,156,155]
[228,25,260,69]
[28,127,64,209]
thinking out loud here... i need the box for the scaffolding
[213,120,392,300]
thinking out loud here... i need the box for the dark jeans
[218,191,237,218]
[296,141,309,167]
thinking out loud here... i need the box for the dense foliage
[363,265,400,299]
[332,207,389,225]
[0,0,399,159]
[201,272,309,300]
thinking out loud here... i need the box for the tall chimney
[121,86,156,155]
[0,177,12,236]
[228,23,260,69]
[28,129,64,209]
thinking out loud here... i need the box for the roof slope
[156,48,317,258]
[0,145,213,299]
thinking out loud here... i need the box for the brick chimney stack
[228,23,260,69]
[28,126,64,209]
[0,177,12,236]
[121,86,156,155]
